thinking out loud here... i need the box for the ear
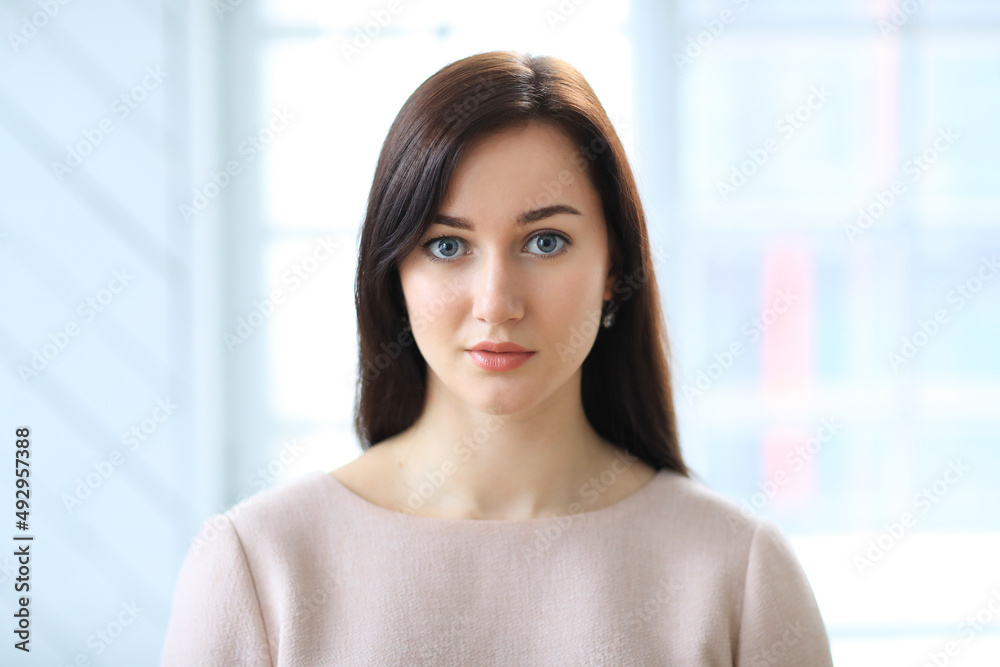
[603,240,622,302]
[604,269,617,302]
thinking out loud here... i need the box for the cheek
[401,266,463,332]
[548,260,605,301]
[538,267,604,334]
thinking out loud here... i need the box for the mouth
[466,350,536,372]
[467,341,532,354]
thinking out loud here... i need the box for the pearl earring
[602,300,615,328]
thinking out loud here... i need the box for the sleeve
[734,519,834,667]
[160,513,273,667]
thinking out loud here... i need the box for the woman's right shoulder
[188,469,343,553]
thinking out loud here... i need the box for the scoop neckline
[318,468,665,528]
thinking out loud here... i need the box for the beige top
[160,468,834,666]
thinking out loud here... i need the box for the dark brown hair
[353,50,688,477]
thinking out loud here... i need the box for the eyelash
[419,231,572,264]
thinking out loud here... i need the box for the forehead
[464,120,580,163]
[438,121,596,212]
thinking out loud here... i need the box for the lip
[468,341,532,353]
[466,350,535,372]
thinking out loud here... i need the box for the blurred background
[1,0,999,664]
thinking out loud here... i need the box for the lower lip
[466,350,536,371]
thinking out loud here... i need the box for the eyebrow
[430,204,582,231]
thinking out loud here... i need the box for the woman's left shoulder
[642,470,785,547]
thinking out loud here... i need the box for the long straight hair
[353,51,688,476]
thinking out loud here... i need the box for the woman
[161,51,834,666]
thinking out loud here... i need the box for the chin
[472,385,546,417]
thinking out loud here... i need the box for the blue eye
[425,237,464,261]
[420,232,571,264]
[527,233,567,256]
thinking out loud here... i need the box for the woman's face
[397,120,617,415]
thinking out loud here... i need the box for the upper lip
[468,341,533,353]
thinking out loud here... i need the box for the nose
[470,251,525,325]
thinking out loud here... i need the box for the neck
[379,372,649,519]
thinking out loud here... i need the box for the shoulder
[216,470,336,544]
[644,469,766,541]
[638,470,804,577]
[164,474,333,665]
[182,470,339,564]
[642,472,832,661]
[652,474,839,664]
[180,471,350,601]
